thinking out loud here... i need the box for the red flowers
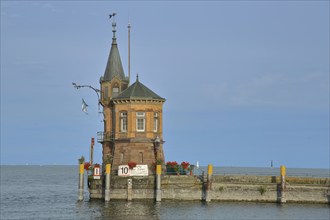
[166,161,178,168]
[181,161,190,170]
[84,162,91,171]
[166,161,191,175]
[166,161,180,173]
[128,162,137,169]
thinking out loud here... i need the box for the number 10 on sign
[118,165,130,176]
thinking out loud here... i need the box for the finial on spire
[136,73,139,81]
[109,13,117,40]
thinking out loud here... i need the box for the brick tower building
[98,18,165,174]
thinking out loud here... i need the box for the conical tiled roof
[114,76,165,101]
[103,38,126,81]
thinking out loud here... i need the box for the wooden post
[105,164,111,202]
[127,178,132,201]
[280,165,286,203]
[205,164,213,202]
[156,165,162,202]
[78,164,84,201]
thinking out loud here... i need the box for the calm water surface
[1,166,329,220]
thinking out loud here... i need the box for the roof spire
[109,13,117,43]
[103,13,126,82]
[136,73,139,81]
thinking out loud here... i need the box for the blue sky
[1,1,329,168]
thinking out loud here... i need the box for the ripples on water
[1,166,329,220]
[81,200,329,220]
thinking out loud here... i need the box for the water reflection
[74,200,330,220]
[94,200,160,219]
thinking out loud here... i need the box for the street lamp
[72,82,102,110]
[154,136,161,163]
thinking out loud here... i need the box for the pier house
[97,18,165,173]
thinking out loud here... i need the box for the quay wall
[88,175,330,203]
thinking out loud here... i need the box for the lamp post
[154,136,161,163]
[73,82,102,171]
[72,82,102,110]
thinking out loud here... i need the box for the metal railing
[196,166,329,178]
[97,132,114,143]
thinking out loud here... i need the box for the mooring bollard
[156,165,162,202]
[280,165,286,203]
[127,178,132,201]
[78,163,84,201]
[105,164,111,202]
[205,164,213,202]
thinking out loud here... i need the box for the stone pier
[88,174,330,203]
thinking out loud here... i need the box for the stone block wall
[87,175,330,203]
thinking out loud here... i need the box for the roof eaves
[112,97,165,102]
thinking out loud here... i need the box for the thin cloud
[200,71,329,109]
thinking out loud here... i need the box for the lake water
[1,165,329,219]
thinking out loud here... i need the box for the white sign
[93,167,100,176]
[118,165,131,176]
[118,165,148,176]
[131,165,148,176]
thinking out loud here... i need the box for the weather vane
[109,12,117,38]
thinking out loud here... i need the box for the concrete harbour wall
[88,175,330,203]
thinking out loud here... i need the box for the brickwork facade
[98,22,165,174]
[101,99,165,173]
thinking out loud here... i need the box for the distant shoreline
[1,165,329,178]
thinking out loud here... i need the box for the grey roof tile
[114,76,165,101]
[103,39,126,81]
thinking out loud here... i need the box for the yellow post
[105,164,111,202]
[279,165,286,203]
[78,163,84,201]
[207,164,213,175]
[79,164,84,174]
[205,164,213,202]
[156,165,162,175]
[280,165,286,176]
[106,164,111,174]
[156,165,162,201]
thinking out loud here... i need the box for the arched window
[112,83,119,97]
[104,86,109,100]
[136,112,145,132]
[120,112,127,132]
[120,152,124,163]
[139,152,143,163]
[154,112,158,132]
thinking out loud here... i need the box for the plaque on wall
[131,165,148,176]
[118,165,148,176]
